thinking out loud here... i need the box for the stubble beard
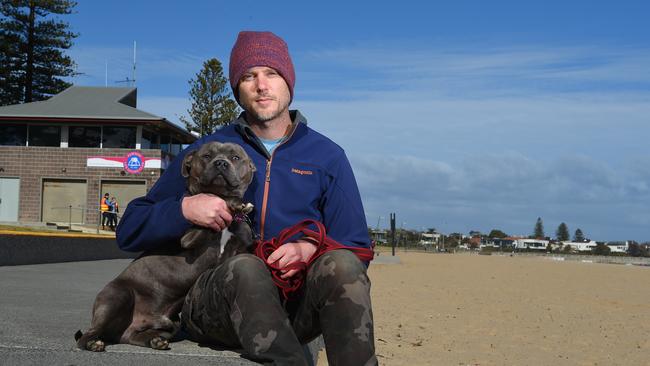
[242,93,290,124]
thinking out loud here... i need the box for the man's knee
[307,249,370,292]
[219,254,271,288]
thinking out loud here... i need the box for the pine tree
[555,222,570,241]
[0,0,78,105]
[533,217,544,239]
[181,58,240,136]
[573,228,585,242]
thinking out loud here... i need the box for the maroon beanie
[229,31,295,103]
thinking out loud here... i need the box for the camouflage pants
[181,249,377,366]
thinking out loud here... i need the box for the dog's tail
[74,330,83,341]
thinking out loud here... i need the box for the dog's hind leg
[125,328,172,350]
[76,281,134,351]
[122,315,177,350]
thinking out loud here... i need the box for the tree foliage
[592,243,611,256]
[556,222,570,241]
[573,228,585,242]
[0,0,78,105]
[533,217,544,239]
[488,229,507,238]
[180,58,239,136]
[627,243,649,257]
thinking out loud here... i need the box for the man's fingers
[280,269,298,279]
[267,248,285,264]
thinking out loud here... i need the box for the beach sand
[318,251,649,365]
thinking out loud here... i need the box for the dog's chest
[220,228,233,255]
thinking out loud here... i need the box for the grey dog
[75,142,256,351]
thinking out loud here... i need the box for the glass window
[0,124,27,146]
[170,138,181,156]
[29,125,60,146]
[103,126,136,148]
[69,126,101,147]
[160,134,171,153]
[141,129,160,149]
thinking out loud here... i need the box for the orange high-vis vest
[100,197,109,212]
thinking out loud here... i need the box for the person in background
[108,196,119,231]
[100,193,110,230]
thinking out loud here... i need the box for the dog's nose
[214,159,229,169]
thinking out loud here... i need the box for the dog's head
[182,142,256,198]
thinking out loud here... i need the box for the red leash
[254,219,374,300]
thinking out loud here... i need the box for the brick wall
[0,146,163,223]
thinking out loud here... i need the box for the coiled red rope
[254,219,375,300]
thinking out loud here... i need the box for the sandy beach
[319,251,649,365]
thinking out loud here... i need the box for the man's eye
[230,155,240,161]
[241,74,253,81]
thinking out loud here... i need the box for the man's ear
[181,150,196,178]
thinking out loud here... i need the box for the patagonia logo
[291,168,313,176]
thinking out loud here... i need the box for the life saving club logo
[124,152,144,174]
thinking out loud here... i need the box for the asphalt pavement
[0,259,257,366]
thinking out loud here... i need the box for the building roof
[0,86,196,143]
[0,86,164,120]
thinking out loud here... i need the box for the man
[108,196,119,231]
[100,193,110,230]
[116,31,376,365]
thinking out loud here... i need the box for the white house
[561,240,598,253]
[514,238,549,250]
[606,241,630,254]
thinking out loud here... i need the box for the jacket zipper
[258,124,299,241]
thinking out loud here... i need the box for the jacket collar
[234,110,307,158]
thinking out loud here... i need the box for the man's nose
[255,75,269,92]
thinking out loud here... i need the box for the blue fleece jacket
[116,110,371,253]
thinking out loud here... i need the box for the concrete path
[0,259,256,366]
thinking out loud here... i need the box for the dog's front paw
[149,336,170,350]
[87,339,106,352]
[241,202,254,214]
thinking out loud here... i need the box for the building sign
[87,152,162,172]
[123,151,145,174]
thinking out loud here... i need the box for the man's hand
[267,240,317,279]
[181,193,232,231]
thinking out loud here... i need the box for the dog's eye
[201,154,211,160]
[230,155,240,161]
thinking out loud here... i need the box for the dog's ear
[181,150,196,178]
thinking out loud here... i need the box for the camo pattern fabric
[181,249,377,366]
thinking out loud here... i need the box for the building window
[160,134,182,157]
[141,128,160,149]
[0,124,27,146]
[29,125,60,146]
[69,126,101,147]
[103,126,136,148]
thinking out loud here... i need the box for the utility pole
[390,213,396,256]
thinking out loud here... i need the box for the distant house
[479,237,517,250]
[0,86,196,224]
[606,241,630,254]
[561,240,598,252]
[514,238,549,251]
[419,232,441,246]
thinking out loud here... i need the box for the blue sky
[66,1,650,241]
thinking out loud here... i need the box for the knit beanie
[229,31,295,104]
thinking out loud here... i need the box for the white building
[561,240,598,252]
[607,241,630,254]
[514,238,549,251]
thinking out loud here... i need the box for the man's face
[237,66,290,123]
